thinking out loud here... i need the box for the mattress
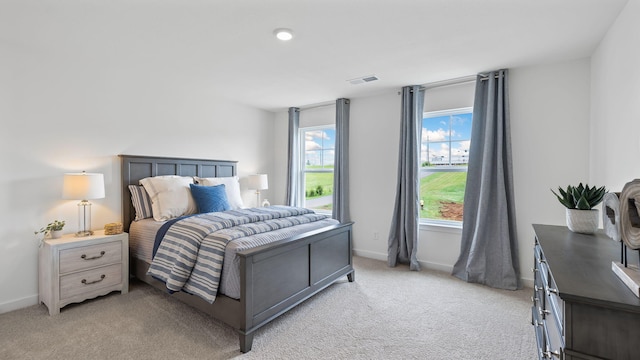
[129,216,339,299]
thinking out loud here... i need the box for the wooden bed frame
[120,155,354,353]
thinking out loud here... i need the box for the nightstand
[39,230,129,315]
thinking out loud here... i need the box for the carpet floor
[0,256,536,359]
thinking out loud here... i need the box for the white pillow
[139,176,196,221]
[194,176,245,210]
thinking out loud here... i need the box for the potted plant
[34,220,65,239]
[551,183,607,234]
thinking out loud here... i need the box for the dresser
[532,224,640,360]
[39,230,129,315]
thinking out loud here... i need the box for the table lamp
[62,171,105,236]
[247,174,268,208]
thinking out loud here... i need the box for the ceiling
[6,0,630,112]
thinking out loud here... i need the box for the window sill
[419,220,462,233]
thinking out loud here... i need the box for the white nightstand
[38,230,129,315]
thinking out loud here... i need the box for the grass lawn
[305,172,334,198]
[303,169,465,219]
[420,172,466,219]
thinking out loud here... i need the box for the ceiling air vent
[348,75,379,85]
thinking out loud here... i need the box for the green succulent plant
[551,183,607,210]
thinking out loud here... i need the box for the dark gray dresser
[532,224,640,360]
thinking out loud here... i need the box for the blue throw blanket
[147,206,329,303]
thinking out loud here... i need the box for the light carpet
[0,256,536,359]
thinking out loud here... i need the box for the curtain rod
[479,72,505,81]
[299,101,336,111]
[421,75,476,90]
[421,71,505,90]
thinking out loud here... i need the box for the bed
[120,154,354,353]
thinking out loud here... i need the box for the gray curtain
[452,69,521,290]
[388,86,424,271]
[286,107,301,207]
[332,98,350,223]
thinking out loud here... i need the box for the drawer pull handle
[539,308,551,317]
[543,350,561,358]
[534,285,544,292]
[546,287,558,295]
[81,274,106,285]
[81,251,105,260]
[531,267,538,273]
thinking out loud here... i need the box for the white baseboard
[418,260,453,274]
[0,294,39,314]
[353,249,387,261]
[521,277,534,289]
[354,249,452,273]
[353,248,534,289]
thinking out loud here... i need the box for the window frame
[419,106,473,228]
[299,124,335,214]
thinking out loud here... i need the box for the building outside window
[420,107,472,225]
[301,125,335,213]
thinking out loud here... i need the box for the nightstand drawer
[59,264,122,300]
[59,241,122,273]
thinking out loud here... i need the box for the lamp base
[77,200,93,237]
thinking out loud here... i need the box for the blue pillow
[189,184,231,213]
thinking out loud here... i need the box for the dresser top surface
[533,224,640,311]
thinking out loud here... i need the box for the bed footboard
[237,222,354,352]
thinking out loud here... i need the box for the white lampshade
[62,172,105,200]
[62,172,105,237]
[247,174,268,191]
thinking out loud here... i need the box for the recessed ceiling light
[274,28,294,41]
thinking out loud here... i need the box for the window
[301,125,335,213]
[420,107,472,225]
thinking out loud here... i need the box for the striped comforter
[147,206,330,303]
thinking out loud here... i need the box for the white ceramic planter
[566,208,599,234]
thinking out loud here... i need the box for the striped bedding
[147,206,334,303]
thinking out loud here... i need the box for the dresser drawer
[532,306,546,360]
[40,231,129,315]
[545,270,563,335]
[59,263,122,300]
[59,241,122,273]
[543,303,563,358]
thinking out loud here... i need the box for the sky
[301,111,472,168]
[422,112,472,165]
[305,128,335,167]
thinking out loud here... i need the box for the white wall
[274,58,592,287]
[5,0,633,313]
[510,59,592,285]
[349,92,402,259]
[419,60,592,280]
[0,5,276,313]
[590,0,640,191]
[424,81,475,112]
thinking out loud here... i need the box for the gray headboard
[119,154,237,232]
